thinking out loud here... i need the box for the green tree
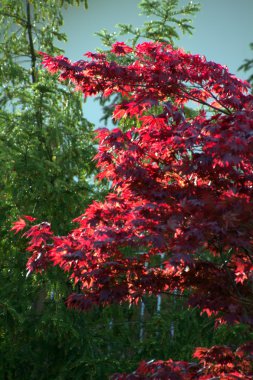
[0,0,96,232]
[0,1,104,379]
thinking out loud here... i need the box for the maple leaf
[23,215,37,222]
[111,42,133,55]
[11,218,26,234]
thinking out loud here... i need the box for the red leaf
[11,218,26,234]
[111,42,133,56]
[23,215,37,222]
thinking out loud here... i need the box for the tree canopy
[15,40,253,379]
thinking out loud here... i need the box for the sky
[61,0,253,127]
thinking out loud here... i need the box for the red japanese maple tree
[13,42,253,379]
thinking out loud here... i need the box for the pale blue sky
[61,0,253,126]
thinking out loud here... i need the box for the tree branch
[26,0,37,84]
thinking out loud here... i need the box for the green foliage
[61,0,89,9]
[96,0,200,47]
[239,42,253,85]
[0,1,105,378]
[0,0,100,233]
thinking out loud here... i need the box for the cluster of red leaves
[112,342,253,379]
[12,216,52,275]
[14,41,253,378]
[40,41,250,116]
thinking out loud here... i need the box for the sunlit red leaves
[23,215,37,222]
[11,215,37,234]
[111,343,253,379]
[13,221,54,275]
[192,344,253,378]
[40,42,251,116]
[17,41,253,341]
[111,42,133,55]
[39,52,72,74]
[12,38,253,380]
[11,218,27,234]
[111,359,198,380]
[23,41,253,323]
[231,253,253,284]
